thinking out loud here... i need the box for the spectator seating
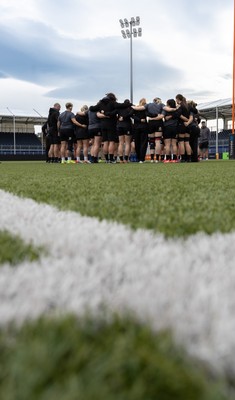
[0,131,43,155]
[0,131,42,146]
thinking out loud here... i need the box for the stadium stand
[0,108,47,158]
[0,132,41,146]
[0,132,43,155]
[198,98,233,158]
[208,130,230,157]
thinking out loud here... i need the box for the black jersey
[75,112,88,126]
[89,97,129,129]
[116,106,133,129]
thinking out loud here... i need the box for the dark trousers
[134,128,148,162]
[45,136,51,161]
[190,126,200,162]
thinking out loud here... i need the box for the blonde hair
[187,100,197,108]
[81,105,88,112]
[153,97,162,104]
[139,98,147,106]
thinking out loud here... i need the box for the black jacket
[89,97,129,129]
[47,108,60,132]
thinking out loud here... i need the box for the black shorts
[75,128,89,141]
[117,126,132,136]
[51,133,60,145]
[199,141,209,149]
[59,128,75,142]
[102,128,118,142]
[163,125,177,139]
[88,128,102,138]
[177,124,189,134]
[148,120,163,134]
[48,128,60,145]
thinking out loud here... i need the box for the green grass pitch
[0,160,235,237]
[1,160,235,399]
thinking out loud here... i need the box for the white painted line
[0,189,235,375]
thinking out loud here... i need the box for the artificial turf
[0,314,231,400]
[0,160,235,237]
[0,230,41,266]
[1,161,235,399]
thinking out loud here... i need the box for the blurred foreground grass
[0,314,232,400]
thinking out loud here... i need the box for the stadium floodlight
[133,28,137,37]
[121,29,127,39]
[119,19,124,28]
[131,17,135,26]
[119,16,142,103]
[138,27,142,37]
[6,107,16,155]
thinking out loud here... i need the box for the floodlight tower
[232,0,235,135]
[119,16,142,103]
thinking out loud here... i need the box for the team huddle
[44,92,204,164]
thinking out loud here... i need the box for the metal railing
[0,145,45,155]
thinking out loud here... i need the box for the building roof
[0,108,47,125]
[198,98,232,121]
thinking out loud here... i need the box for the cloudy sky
[0,0,233,115]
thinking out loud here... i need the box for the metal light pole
[33,108,44,154]
[119,17,142,104]
[7,107,16,155]
[232,0,235,134]
[216,106,219,160]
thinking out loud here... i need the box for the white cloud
[0,78,56,115]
